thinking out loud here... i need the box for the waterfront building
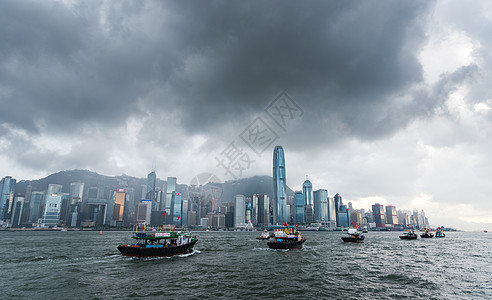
[29,192,44,223]
[372,203,385,228]
[255,194,270,226]
[313,189,329,222]
[350,210,363,227]
[327,197,336,224]
[385,205,398,225]
[273,146,287,224]
[334,193,342,226]
[294,191,304,224]
[171,192,182,225]
[10,195,25,227]
[252,194,259,225]
[200,217,209,228]
[235,195,246,227]
[67,182,84,227]
[41,194,62,227]
[47,184,63,195]
[113,189,126,224]
[337,205,350,228]
[303,180,313,223]
[146,171,157,210]
[0,176,16,220]
[165,177,177,215]
[87,186,100,199]
[136,199,152,225]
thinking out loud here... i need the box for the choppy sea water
[1,230,491,299]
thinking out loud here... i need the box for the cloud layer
[1,0,491,230]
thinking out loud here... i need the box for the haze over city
[1,0,491,231]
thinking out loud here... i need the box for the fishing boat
[399,229,418,240]
[435,227,445,238]
[267,228,306,250]
[118,225,198,257]
[256,230,271,240]
[341,228,365,243]
[420,229,434,238]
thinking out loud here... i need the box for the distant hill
[14,170,295,205]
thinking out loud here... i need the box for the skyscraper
[41,194,62,227]
[29,192,44,224]
[47,184,63,195]
[171,192,182,225]
[273,146,287,225]
[313,189,329,222]
[372,203,385,228]
[303,180,313,223]
[0,176,16,220]
[113,189,126,223]
[234,195,245,227]
[294,191,305,224]
[385,205,398,225]
[146,171,157,210]
[165,177,177,215]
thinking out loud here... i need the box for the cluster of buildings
[0,146,431,230]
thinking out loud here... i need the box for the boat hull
[341,236,365,243]
[118,240,198,257]
[399,235,418,240]
[420,234,434,238]
[267,238,306,250]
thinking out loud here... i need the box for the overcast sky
[1,0,491,230]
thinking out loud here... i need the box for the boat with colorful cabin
[118,225,198,257]
[267,227,306,250]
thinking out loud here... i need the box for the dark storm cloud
[0,0,446,146]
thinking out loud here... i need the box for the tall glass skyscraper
[165,177,177,215]
[303,180,313,223]
[0,176,16,220]
[235,195,246,227]
[313,189,329,222]
[294,191,305,224]
[146,171,157,210]
[273,146,287,225]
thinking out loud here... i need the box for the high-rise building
[350,210,363,227]
[41,195,62,227]
[255,194,270,226]
[385,205,398,225]
[234,195,245,227]
[303,180,313,223]
[294,191,304,224]
[0,176,16,220]
[146,171,157,210]
[182,199,189,227]
[171,192,182,225]
[113,189,126,223]
[136,199,152,225]
[29,192,44,223]
[337,205,350,228]
[334,193,342,226]
[87,186,100,199]
[372,203,385,228]
[47,184,63,195]
[165,177,177,215]
[313,189,329,222]
[10,195,25,227]
[273,146,287,224]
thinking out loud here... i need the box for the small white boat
[256,230,271,240]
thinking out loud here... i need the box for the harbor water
[1,231,491,299]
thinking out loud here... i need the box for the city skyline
[1,1,492,231]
